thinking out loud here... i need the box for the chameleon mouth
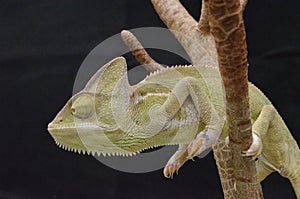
[53,138,166,157]
[47,123,135,156]
[47,122,116,133]
[53,139,136,156]
[48,122,172,157]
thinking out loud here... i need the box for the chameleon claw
[225,133,262,160]
[163,169,172,178]
[225,136,230,146]
[164,146,190,179]
[242,133,262,160]
[186,155,195,160]
[163,163,178,179]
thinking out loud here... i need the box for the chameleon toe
[242,133,262,159]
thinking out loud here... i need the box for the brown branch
[121,30,164,72]
[151,0,218,67]
[241,0,248,11]
[205,0,263,198]
[198,0,210,35]
[198,0,247,34]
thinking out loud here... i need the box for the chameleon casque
[47,0,300,198]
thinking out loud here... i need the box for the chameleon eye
[71,94,94,119]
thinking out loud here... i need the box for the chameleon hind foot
[163,144,189,178]
[187,127,220,159]
[225,132,262,160]
[242,133,262,159]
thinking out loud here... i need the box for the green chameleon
[47,0,300,196]
[48,57,300,197]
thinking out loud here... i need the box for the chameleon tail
[290,173,300,198]
[288,153,300,198]
[281,143,300,198]
[282,137,300,198]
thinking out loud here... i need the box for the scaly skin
[48,57,300,197]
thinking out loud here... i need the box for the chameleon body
[48,57,300,197]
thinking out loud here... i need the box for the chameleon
[47,0,300,197]
[47,56,300,197]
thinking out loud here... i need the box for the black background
[1,0,300,198]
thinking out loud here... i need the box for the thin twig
[121,30,164,72]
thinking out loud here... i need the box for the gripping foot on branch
[225,132,262,160]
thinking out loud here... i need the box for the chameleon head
[47,57,142,156]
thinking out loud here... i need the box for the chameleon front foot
[187,128,220,159]
[164,144,189,178]
[164,128,220,178]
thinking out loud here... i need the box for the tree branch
[205,0,263,198]
[151,0,218,67]
[241,0,248,11]
[198,0,210,35]
[198,0,248,34]
[121,30,164,72]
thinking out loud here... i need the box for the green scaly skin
[48,57,300,197]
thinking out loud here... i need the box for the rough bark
[198,0,210,35]
[151,0,263,197]
[205,0,264,198]
[151,0,218,67]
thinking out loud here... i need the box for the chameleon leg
[223,105,277,182]
[248,105,276,182]
[252,105,300,197]
[291,174,300,199]
[160,77,222,177]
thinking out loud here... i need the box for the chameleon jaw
[53,138,139,157]
[49,124,167,157]
[48,122,182,158]
[48,123,138,157]
[53,138,168,157]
